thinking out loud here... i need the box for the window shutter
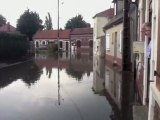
[119,30,122,53]
[106,33,110,50]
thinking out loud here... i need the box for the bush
[0,32,29,58]
[47,42,58,53]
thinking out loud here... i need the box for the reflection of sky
[0,68,112,120]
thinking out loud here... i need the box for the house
[33,28,93,54]
[0,22,16,32]
[93,8,114,57]
[147,0,160,120]
[103,0,124,69]
[70,28,93,54]
[33,30,70,51]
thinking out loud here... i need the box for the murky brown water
[0,52,126,120]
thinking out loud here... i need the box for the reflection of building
[105,65,122,109]
[35,53,93,80]
[93,56,105,93]
[92,56,121,119]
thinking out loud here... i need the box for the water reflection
[92,56,123,120]
[0,60,42,88]
[0,52,116,120]
[92,55,134,120]
[35,52,93,81]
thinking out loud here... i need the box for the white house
[93,8,114,57]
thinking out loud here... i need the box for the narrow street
[0,52,126,120]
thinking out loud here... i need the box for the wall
[105,23,123,66]
[93,17,110,56]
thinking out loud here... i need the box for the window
[77,40,81,48]
[42,41,46,45]
[35,41,39,48]
[89,40,93,48]
[106,33,110,50]
[59,41,63,48]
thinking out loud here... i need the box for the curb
[0,58,33,69]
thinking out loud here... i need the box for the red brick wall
[71,34,93,53]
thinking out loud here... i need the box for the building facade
[70,28,93,54]
[33,30,71,51]
[93,8,114,57]
[103,0,123,69]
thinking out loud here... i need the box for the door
[66,42,68,51]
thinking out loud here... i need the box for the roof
[103,11,123,30]
[70,28,93,35]
[33,30,70,39]
[93,8,114,18]
[0,23,16,32]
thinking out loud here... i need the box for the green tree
[44,12,53,30]
[65,14,90,29]
[16,9,43,41]
[0,14,6,27]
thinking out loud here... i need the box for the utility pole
[57,0,60,105]
[57,0,60,52]
[121,0,132,120]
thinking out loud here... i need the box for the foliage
[44,12,53,30]
[0,14,6,27]
[66,68,85,81]
[47,42,58,52]
[0,32,28,58]
[16,9,43,41]
[65,14,90,29]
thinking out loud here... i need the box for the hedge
[0,32,29,58]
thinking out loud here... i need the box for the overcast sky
[0,0,113,29]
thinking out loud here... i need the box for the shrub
[0,32,29,58]
[47,42,58,53]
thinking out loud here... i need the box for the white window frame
[106,33,110,51]
[119,30,123,53]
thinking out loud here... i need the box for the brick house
[33,28,93,54]
[33,30,71,51]
[70,28,93,54]
[0,22,16,32]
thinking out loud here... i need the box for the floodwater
[0,52,128,120]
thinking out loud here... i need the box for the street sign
[133,41,144,53]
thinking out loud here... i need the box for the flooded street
[0,52,125,120]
